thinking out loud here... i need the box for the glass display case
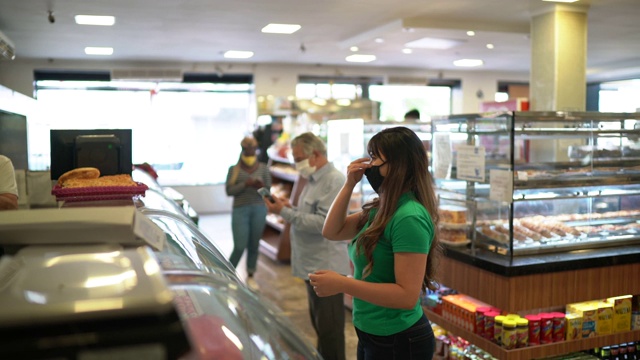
[143,209,322,360]
[431,111,640,257]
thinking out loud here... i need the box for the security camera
[48,11,55,24]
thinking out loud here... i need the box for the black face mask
[365,163,385,194]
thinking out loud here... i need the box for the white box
[0,206,165,250]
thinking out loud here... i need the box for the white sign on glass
[489,169,513,203]
[456,145,485,182]
[433,133,452,179]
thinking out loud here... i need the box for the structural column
[527,3,590,163]
[529,3,589,111]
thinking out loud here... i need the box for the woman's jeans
[229,204,267,273]
[355,313,435,360]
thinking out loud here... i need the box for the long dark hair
[356,126,441,292]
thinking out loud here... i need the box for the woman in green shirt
[310,126,441,359]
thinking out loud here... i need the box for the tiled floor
[198,213,359,360]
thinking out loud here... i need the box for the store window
[369,85,452,121]
[296,77,452,122]
[599,79,640,112]
[33,79,255,186]
[295,83,361,100]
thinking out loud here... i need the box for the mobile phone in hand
[257,187,275,203]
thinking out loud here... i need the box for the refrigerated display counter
[0,206,321,360]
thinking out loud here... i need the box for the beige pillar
[527,3,590,162]
[530,3,589,111]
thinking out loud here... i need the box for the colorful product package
[575,304,597,338]
[565,313,583,341]
[596,302,613,335]
[607,295,632,333]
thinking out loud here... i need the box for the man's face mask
[295,158,316,178]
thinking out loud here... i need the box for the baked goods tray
[52,183,149,202]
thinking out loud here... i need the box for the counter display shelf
[259,147,304,263]
[429,111,640,359]
[425,308,640,360]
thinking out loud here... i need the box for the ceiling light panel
[453,59,484,67]
[261,23,301,34]
[224,50,254,59]
[345,54,376,63]
[84,47,113,55]
[405,37,464,50]
[75,15,115,26]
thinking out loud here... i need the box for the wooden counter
[438,255,640,313]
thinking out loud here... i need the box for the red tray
[52,182,149,202]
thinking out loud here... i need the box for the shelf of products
[426,308,640,360]
[258,147,304,263]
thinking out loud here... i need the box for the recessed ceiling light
[453,59,484,67]
[261,23,301,34]
[467,31,476,36]
[345,54,376,63]
[374,38,384,43]
[75,15,115,26]
[402,48,413,54]
[84,47,113,55]
[405,37,464,50]
[350,46,359,52]
[336,99,352,106]
[224,50,254,59]
[486,43,495,49]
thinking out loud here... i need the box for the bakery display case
[431,111,640,257]
[427,111,640,359]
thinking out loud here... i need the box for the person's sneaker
[246,277,259,291]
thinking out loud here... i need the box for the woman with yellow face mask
[225,136,272,282]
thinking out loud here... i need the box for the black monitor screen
[0,110,28,170]
[50,129,132,180]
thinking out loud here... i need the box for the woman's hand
[346,157,372,187]
[308,270,346,297]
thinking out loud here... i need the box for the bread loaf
[57,167,100,186]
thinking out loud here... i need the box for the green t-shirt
[349,192,434,336]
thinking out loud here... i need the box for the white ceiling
[0,0,639,82]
